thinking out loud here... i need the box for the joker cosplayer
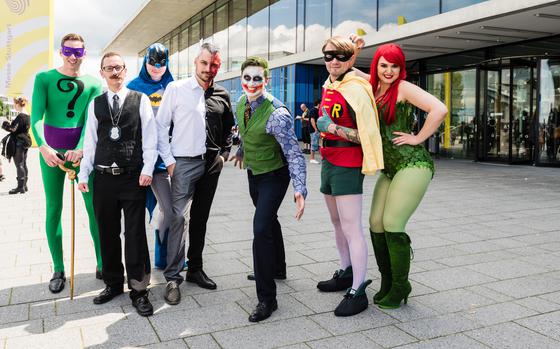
[31,33,103,293]
[231,56,307,322]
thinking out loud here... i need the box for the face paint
[241,66,266,100]
[61,46,85,58]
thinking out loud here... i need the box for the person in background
[308,100,321,164]
[2,96,32,194]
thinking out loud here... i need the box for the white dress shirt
[156,77,207,166]
[78,87,158,184]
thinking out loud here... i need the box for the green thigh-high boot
[378,232,412,309]
[370,231,391,304]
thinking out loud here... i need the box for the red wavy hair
[369,43,407,124]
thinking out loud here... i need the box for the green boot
[378,232,412,309]
[370,231,391,304]
[334,279,372,316]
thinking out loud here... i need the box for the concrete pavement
[0,148,559,348]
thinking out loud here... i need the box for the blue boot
[154,229,168,269]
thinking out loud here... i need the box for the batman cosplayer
[128,43,176,269]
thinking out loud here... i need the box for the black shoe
[248,300,278,322]
[247,272,287,281]
[93,285,124,304]
[186,270,217,290]
[0,174,5,181]
[317,266,353,292]
[132,294,153,317]
[334,280,372,317]
[95,269,102,280]
[48,271,66,293]
[164,281,181,305]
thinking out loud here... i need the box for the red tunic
[319,88,363,167]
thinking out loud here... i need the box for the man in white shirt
[156,43,225,305]
[78,52,157,317]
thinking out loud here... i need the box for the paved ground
[1,148,560,349]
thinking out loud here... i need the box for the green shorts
[320,159,364,196]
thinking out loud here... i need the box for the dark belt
[176,154,205,160]
[94,165,140,175]
[320,139,360,148]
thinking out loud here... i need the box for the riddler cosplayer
[31,33,103,293]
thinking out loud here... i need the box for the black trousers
[248,166,290,303]
[187,168,221,272]
[13,146,28,179]
[93,172,150,299]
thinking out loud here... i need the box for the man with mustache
[156,43,234,305]
[77,52,157,316]
[30,33,103,293]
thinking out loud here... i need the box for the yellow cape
[323,71,384,175]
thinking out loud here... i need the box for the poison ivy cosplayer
[315,36,383,317]
[348,41,447,309]
[127,43,175,270]
[231,56,306,322]
[31,33,103,293]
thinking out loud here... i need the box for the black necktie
[244,101,251,126]
[112,94,119,115]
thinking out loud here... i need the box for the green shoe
[370,231,391,304]
[378,232,412,309]
[334,279,372,316]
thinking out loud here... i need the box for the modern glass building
[107,0,560,166]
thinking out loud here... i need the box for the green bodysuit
[370,101,433,233]
[379,101,434,179]
[31,69,103,273]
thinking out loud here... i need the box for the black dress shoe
[317,266,353,292]
[186,270,217,290]
[93,285,124,304]
[95,269,102,280]
[132,294,153,317]
[247,272,287,281]
[248,300,278,322]
[48,271,66,293]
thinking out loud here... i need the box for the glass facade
[538,59,560,164]
[140,0,489,77]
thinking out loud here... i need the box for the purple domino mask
[61,46,85,58]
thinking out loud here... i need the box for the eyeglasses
[323,50,353,62]
[102,65,125,73]
[242,75,264,83]
[61,46,85,58]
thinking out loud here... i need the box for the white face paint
[241,66,267,100]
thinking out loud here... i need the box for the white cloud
[53,0,146,77]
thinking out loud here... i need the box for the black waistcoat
[93,91,143,168]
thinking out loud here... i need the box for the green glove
[317,106,333,133]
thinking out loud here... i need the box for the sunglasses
[242,74,264,83]
[102,65,125,73]
[323,50,353,62]
[61,46,85,58]
[147,57,167,68]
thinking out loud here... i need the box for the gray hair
[197,42,220,58]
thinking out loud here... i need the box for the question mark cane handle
[56,153,80,180]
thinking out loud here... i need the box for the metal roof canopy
[104,0,215,55]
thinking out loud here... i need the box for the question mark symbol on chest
[57,78,84,118]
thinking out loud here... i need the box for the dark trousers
[187,169,221,272]
[93,172,150,299]
[13,146,28,179]
[248,166,290,303]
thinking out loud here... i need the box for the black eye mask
[323,50,353,62]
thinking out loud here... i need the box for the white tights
[324,194,367,290]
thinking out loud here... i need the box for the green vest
[236,94,285,175]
